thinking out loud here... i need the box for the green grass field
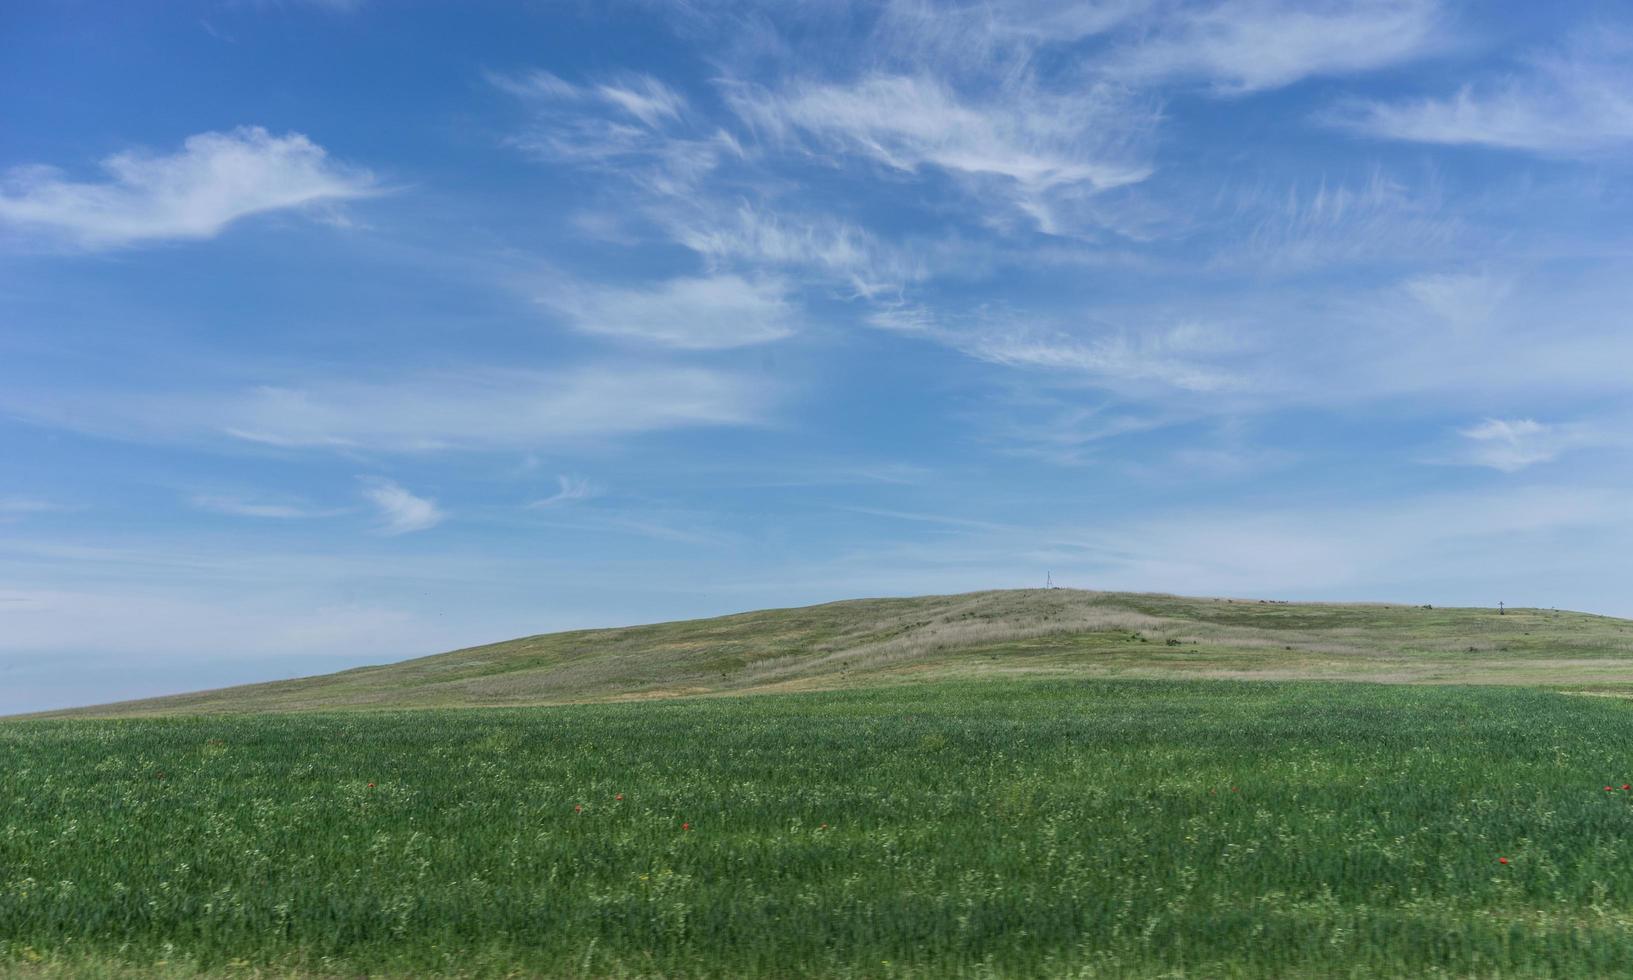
[9,678,1633,977]
[10,590,1633,977]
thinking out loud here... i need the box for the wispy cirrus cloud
[490,69,736,196]
[728,73,1151,192]
[538,273,796,349]
[360,478,443,535]
[870,304,1257,394]
[1451,418,1613,472]
[726,72,1156,234]
[490,70,689,128]
[191,494,343,519]
[0,498,66,514]
[1104,0,1443,95]
[217,367,772,450]
[0,498,72,525]
[0,127,378,249]
[959,325,1250,394]
[1210,171,1464,273]
[4,365,773,452]
[1401,270,1511,331]
[1330,31,1633,155]
[870,0,1149,51]
[528,474,599,508]
[659,202,922,298]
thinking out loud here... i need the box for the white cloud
[528,474,599,508]
[0,127,378,249]
[1105,0,1442,95]
[866,0,1148,61]
[964,327,1247,393]
[1332,33,1633,155]
[1211,172,1462,273]
[191,494,340,519]
[726,72,1155,232]
[1403,271,1510,330]
[596,76,689,127]
[0,498,64,515]
[491,70,688,127]
[219,367,768,450]
[1458,418,1552,472]
[360,478,444,535]
[540,273,796,349]
[4,365,772,451]
[249,0,370,10]
[1320,264,1633,403]
[871,305,1254,394]
[661,202,922,298]
[731,72,1151,189]
[979,397,1183,467]
[1452,418,1614,473]
[527,512,733,548]
[490,70,729,197]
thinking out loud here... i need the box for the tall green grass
[6,679,1633,976]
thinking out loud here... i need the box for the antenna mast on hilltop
[1045,572,1056,590]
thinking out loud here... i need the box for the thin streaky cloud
[869,306,1256,395]
[1329,32,1633,155]
[489,68,723,197]
[191,494,343,519]
[488,69,688,127]
[836,505,1018,533]
[661,203,921,298]
[0,498,67,514]
[527,475,599,508]
[1209,171,1463,274]
[1103,0,1444,95]
[1450,418,1616,473]
[3,366,774,452]
[724,72,1156,233]
[538,273,797,349]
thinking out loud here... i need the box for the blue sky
[4,0,1632,713]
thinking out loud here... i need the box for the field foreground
[7,678,1633,977]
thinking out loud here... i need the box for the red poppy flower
[1498,857,1509,865]
[367,782,375,789]
[1624,785,1631,791]
[575,804,583,813]
[1607,786,1615,792]
[615,793,624,801]
[682,822,690,831]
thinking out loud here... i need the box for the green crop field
[9,677,1633,977]
[9,591,1633,977]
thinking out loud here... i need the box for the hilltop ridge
[24,589,1633,718]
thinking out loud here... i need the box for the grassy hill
[14,591,1633,976]
[34,588,1633,717]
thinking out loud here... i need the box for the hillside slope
[27,589,1633,717]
